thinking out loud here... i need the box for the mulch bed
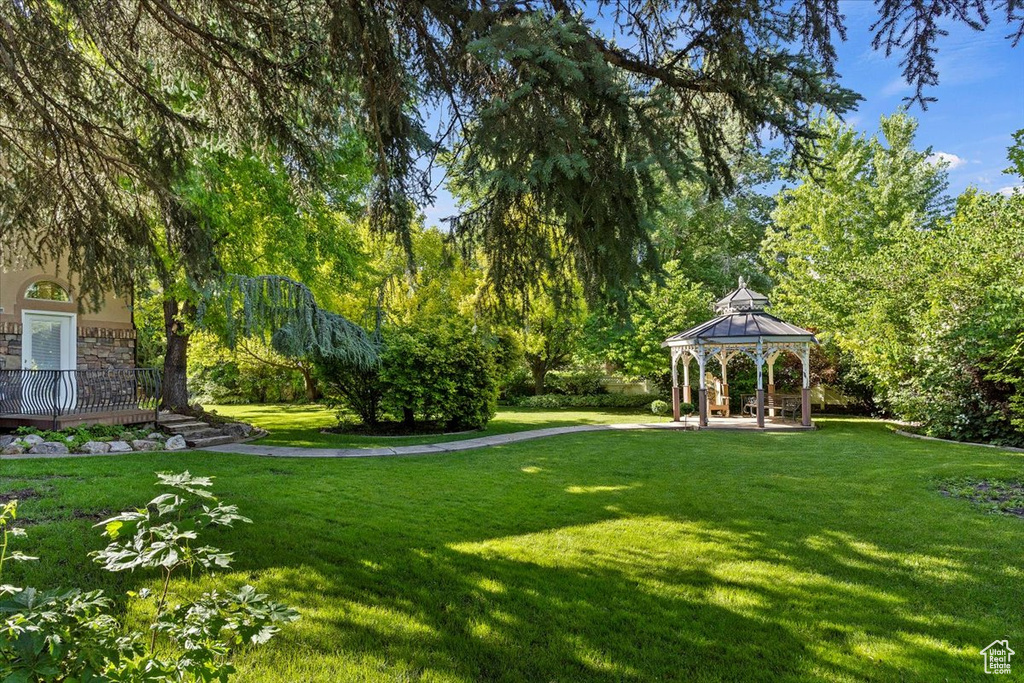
[939,478,1024,519]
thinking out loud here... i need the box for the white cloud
[926,151,967,169]
[880,76,912,98]
[997,185,1023,196]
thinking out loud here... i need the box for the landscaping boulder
[147,432,164,441]
[79,441,112,454]
[164,435,187,451]
[21,434,44,446]
[0,435,15,448]
[131,439,160,452]
[1,443,25,456]
[29,441,69,455]
[108,440,133,453]
[222,423,253,438]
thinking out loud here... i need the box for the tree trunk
[162,298,193,411]
[531,363,547,395]
[300,364,320,402]
[402,406,415,426]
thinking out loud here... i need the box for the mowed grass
[209,403,672,448]
[3,416,1023,681]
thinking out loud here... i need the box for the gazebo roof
[663,278,816,347]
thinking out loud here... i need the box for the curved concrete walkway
[204,422,693,458]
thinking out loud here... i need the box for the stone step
[186,435,237,449]
[158,413,195,424]
[164,421,211,433]
[183,427,227,440]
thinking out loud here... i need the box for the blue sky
[420,2,1024,228]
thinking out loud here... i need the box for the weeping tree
[0,1,1020,404]
[199,274,380,381]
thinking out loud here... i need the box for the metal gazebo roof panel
[664,311,816,345]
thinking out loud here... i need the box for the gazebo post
[682,358,691,404]
[801,344,812,427]
[755,339,765,428]
[719,352,731,417]
[670,349,680,421]
[767,351,778,417]
[697,346,708,428]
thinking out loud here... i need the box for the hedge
[505,393,666,409]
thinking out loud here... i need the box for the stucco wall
[0,264,132,324]
[0,261,135,370]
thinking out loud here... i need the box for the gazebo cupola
[662,277,818,428]
[714,283,770,314]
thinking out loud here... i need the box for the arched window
[24,281,72,302]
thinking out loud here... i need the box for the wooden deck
[698,416,816,431]
[0,409,159,430]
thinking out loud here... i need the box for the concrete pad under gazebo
[662,278,817,430]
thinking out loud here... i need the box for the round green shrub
[382,324,498,430]
[318,322,499,431]
[650,399,670,416]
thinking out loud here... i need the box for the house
[0,259,159,429]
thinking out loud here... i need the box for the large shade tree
[5,1,1020,288]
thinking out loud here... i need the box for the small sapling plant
[0,472,297,681]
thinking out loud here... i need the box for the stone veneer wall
[77,327,136,370]
[0,323,135,370]
[0,322,21,370]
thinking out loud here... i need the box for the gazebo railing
[740,393,802,419]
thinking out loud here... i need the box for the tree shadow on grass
[257,545,806,682]
[228,446,1013,680]
[246,512,998,682]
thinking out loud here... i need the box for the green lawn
[3,415,1023,681]
[208,403,673,448]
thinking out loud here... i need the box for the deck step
[186,435,236,449]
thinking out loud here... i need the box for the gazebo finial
[738,275,747,289]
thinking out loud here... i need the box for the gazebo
[662,278,817,429]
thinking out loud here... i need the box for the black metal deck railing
[0,368,161,428]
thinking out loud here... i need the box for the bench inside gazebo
[662,278,817,430]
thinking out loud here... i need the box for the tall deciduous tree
[584,261,713,384]
[135,145,372,404]
[764,112,950,373]
[766,116,1024,445]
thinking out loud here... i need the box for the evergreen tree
[3,0,1017,301]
